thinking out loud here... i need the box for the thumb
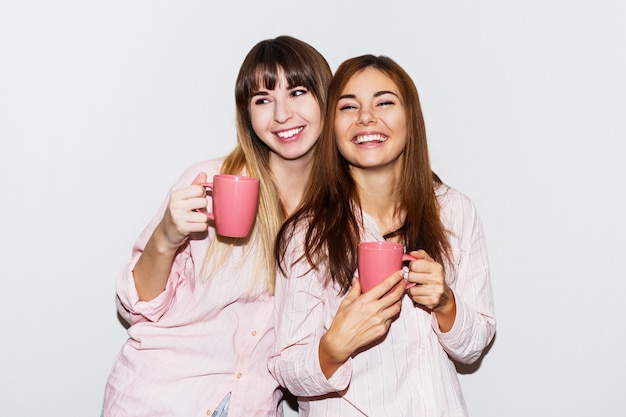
[409,249,428,260]
[192,172,208,185]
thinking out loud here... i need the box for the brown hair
[277,55,451,294]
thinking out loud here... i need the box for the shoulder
[435,182,482,229]
[435,183,475,210]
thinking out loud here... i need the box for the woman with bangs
[271,55,495,416]
[102,36,332,417]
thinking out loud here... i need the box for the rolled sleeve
[432,290,496,364]
[270,235,352,397]
[113,160,219,325]
[116,246,195,324]
[432,187,496,364]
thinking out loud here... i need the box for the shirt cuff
[116,249,193,323]
[312,337,353,392]
[431,290,470,352]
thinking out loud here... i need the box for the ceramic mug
[200,175,260,238]
[357,241,417,292]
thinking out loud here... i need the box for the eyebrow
[251,84,307,97]
[339,90,399,100]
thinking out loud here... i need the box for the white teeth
[354,134,387,144]
[277,127,304,139]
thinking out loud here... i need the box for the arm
[133,172,209,301]
[318,274,406,379]
[430,191,496,364]
[115,162,221,325]
[269,238,406,396]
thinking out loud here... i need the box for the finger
[171,184,206,202]
[406,274,426,288]
[407,281,445,307]
[171,196,211,214]
[168,208,210,230]
[191,172,208,185]
[407,260,427,276]
[408,249,427,260]
[177,219,210,235]
[417,249,434,262]
[386,278,409,301]
[386,298,403,318]
[407,257,441,276]
[185,208,213,224]
[366,271,404,299]
[379,285,404,318]
[408,249,436,264]
[406,283,427,298]
[172,172,209,200]
[406,250,427,273]
[406,267,441,288]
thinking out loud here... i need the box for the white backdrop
[1,1,625,416]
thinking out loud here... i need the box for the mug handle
[196,182,215,221]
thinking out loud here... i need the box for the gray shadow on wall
[454,333,496,374]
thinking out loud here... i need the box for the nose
[357,107,377,126]
[274,100,293,123]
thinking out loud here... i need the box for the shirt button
[237,373,243,379]
[251,330,257,336]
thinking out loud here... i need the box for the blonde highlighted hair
[202,36,332,295]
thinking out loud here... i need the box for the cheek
[333,118,351,140]
[337,142,349,160]
[249,110,269,132]
[335,136,351,159]
[308,107,323,132]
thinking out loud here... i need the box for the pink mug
[357,241,417,293]
[200,175,260,238]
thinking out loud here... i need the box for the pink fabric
[103,159,283,417]
[269,184,496,417]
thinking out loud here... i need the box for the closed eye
[337,98,358,111]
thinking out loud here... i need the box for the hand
[405,250,452,310]
[319,270,406,378]
[157,172,210,250]
[405,250,456,331]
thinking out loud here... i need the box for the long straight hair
[203,36,332,295]
[277,55,451,294]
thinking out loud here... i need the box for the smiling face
[334,68,407,172]
[248,71,322,165]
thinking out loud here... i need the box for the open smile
[276,126,304,141]
[352,134,388,144]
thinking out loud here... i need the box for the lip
[274,126,305,143]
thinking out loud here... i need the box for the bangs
[235,36,330,110]
[252,64,312,91]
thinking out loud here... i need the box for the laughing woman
[271,55,496,416]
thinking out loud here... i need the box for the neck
[351,165,404,237]
[270,153,314,216]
